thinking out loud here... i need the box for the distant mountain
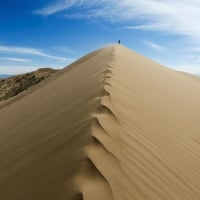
[0,68,59,101]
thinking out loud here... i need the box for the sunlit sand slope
[1,45,200,200]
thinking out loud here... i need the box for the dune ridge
[1,45,200,199]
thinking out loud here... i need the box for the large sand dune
[1,45,200,200]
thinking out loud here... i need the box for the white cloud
[0,65,67,75]
[34,0,109,15]
[184,47,200,53]
[169,64,200,75]
[144,40,165,51]
[0,57,31,62]
[52,46,74,54]
[0,66,39,75]
[0,45,76,74]
[0,45,70,61]
[33,0,200,74]
[33,0,77,15]
[34,0,200,40]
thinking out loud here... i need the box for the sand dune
[1,45,200,200]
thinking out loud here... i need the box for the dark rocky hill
[0,68,58,101]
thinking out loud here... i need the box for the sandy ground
[0,45,200,200]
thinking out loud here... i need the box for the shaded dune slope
[1,45,200,199]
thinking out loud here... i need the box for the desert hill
[0,45,200,200]
[0,68,58,101]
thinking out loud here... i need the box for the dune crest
[1,45,200,199]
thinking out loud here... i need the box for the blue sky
[1,0,200,75]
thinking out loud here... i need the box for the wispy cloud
[144,40,165,52]
[34,0,200,40]
[52,46,74,54]
[184,47,200,53]
[0,45,70,61]
[169,64,200,75]
[0,57,31,62]
[33,0,77,15]
[33,0,200,74]
[0,66,39,75]
[0,65,67,75]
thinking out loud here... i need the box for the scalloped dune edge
[1,45,200,200]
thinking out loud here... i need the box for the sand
[0,44,200,200]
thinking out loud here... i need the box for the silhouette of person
[118,40,120,44]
